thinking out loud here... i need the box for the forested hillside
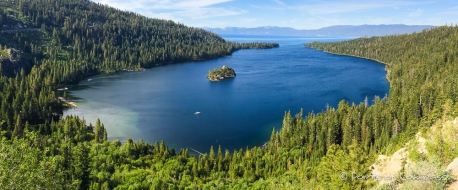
[0,0,457,189]
[304,26,458,189]
[0,0,278,129]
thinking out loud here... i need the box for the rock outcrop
[0,48,31,77]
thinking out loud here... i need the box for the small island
[206,65,236,81]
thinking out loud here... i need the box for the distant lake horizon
[63,35,389,153]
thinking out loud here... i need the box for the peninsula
[206,65,236,81]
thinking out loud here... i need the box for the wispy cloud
[241,18,258,23]
[272,0,286,6]
[314,15,344,26]
[438,6,458,16]
[250,4,287,11]
[366,18,393,24]
[174,8,245,20]
[252,0,434,15]
[289,18,298,23]
[297,1,431,15]
[92,0,457,29]
[93,0,244,21]
[97,0,233,9]
[408,8,424,17]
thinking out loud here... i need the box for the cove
[63,35,389,152]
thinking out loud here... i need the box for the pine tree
[94,118,101,143]
[209,146,215,161]
[102,126,107,141]
[217,145,223,161]
[12,114,23,138]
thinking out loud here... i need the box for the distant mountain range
[204,24,434,37]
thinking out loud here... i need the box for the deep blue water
[64,35,389,152]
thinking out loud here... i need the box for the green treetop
[206,65,236,81]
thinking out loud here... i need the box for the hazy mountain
[204,24,434,37]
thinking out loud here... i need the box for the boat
[194,112,201,115]
[87,79,92,81]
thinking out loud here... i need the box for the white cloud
[93,0,243,21]
[247,0,434,15]
[241,18,258,23]
[92,0,453,29]
[299,1,429,15]
[142,12,180,22]
[438,6,458,16]
[366,18,393,25]
[409,8,424,17]
[174,8,245,20]
[250,4,286,11]
[174,0,232,9]
[314,16,344,26]
[273,0,286,6]
[96,0,233,9]
[251,0,433,16]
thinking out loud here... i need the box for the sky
[92,0,458,29]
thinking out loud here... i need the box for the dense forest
[0,0,278,130]
[1,0,457,189]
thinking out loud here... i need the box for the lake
[63,35,389,153]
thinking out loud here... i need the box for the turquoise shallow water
[64,35,389,152]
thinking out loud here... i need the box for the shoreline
[307,47,393,88]
[58,97,77,108]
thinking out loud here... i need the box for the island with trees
[206,65,236,81]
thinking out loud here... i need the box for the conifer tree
[12,114,23,138]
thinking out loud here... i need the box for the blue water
[64,35,389,152]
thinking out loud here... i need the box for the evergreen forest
[1,0,458,189]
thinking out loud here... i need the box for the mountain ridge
[204,24,434,37]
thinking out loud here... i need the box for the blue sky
[93,0,458,29]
